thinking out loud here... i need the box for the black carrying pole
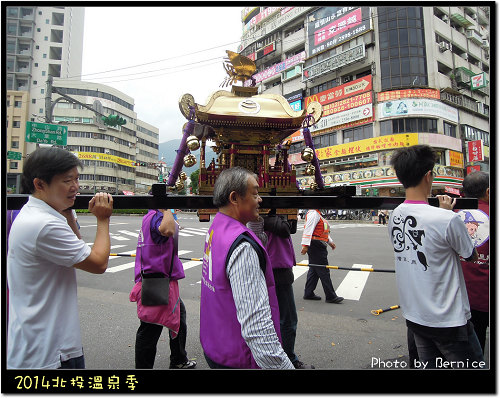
[6,183,478,211]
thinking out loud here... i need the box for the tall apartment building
[6,6,160,194]
[51,80,160,195]
[239,6,490,196]
[6,6,84,115]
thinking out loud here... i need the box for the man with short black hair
[388,145,483,369]
[200,167,294,369]
[8,147,113,369]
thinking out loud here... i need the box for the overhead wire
[23,7,404,91]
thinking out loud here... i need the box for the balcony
[465,28,484,46]
[450,12,474,27]
[283,28,305,53]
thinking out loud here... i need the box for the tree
[190,169,200,195]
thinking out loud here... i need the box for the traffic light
[102,114,126,127]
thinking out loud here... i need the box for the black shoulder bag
[140,220,177,306]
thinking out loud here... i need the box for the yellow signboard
[315,133,418,160]
[448,150,464,168]
[72,152,136,168]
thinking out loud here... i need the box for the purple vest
[200,212,281,368]
[134,210,185,283]
[265,232,296,269]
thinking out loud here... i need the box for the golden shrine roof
[179,87,322,131]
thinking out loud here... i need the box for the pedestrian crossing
[103,243,373,301]
[105,227,211,241]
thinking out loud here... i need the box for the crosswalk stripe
[110,234,129,241]
[334,264,371,301]
[182,260,202,271]
[106,261,135,273]
[118,230,139,238]
[293,260,310,280]
[181,228,208,236]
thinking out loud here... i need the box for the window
[343,124,373,143]
[378,6,428,90]
[380,118,437,135]
[11,140,19,149]
[443,122,456,138]
[12,121,21,128]
[10,161,19,170]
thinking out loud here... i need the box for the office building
[239,6,490,196]
[51,79,160,194]
[6,6,160,194]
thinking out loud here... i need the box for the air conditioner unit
[342,75,353,83]
[442,14,449,23]
[439,42,450,52]
[481,39,489,49]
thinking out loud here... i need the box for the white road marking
[293,260,310,280]
[105,261,135,273]
[118,230,139,238]
[182,260,202,271]
[182,228,209,236]
[334,263,371,301]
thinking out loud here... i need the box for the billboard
[377,99,459,123]
[305,75,372,108]
[307,7,371,56]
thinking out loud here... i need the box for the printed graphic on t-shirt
[456,209,489,248]
[390,215,428,271]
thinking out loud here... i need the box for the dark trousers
[59,355,85,369]
[412,320,484,369]
[275,282,299,363]
[304,240,337,301]
[135,299,188,369]
[471,309,489,353]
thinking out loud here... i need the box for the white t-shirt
[7,196,91,369]
[388,201,474,328]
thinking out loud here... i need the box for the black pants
[471,309,489,353]
[304,240,338,301]
[135,299,188,369]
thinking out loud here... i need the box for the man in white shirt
[388,145,483,369]
[7,147,113,369]
[301,210,343,303]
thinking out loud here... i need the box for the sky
[80,6,243,145]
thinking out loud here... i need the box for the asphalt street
[75,213,490,373]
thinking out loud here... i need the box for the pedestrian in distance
[247,209,314,369]
[378,210,387,225]
[131,208,196,369]
[388,145,484,369]
[457,170,490,353]
[301,210,344,303]
[7,147,114,369]
[200,167,294,369]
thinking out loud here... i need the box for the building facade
[6,6,160,194]
[6,6,85,119]
[51,80,160,195]
[6,91,30,192]
[239,6,490,196]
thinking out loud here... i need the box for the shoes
[325,296,344,304]
[169,359,197,369]
[293,360,315,369]
[303,294,322,300]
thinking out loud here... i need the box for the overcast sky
[81,6,243,146]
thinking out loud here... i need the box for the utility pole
[45,75,53,123]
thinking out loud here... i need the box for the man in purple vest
[200,167,294,369]
[248,210,314,369]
